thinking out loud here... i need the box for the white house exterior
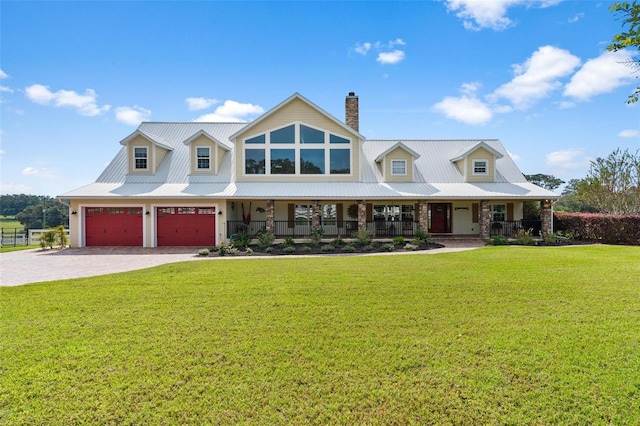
[59,92,558,247]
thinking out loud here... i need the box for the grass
[1,246,639,424]
[0,216,23,231]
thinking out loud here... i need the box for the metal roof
[60,123,559,200]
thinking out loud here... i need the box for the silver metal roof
[61,123,558,200]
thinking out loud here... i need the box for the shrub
[352,228,374,246]
[197,248,210,256]
[555,212,640,245]
[256,230,275,249]
[393,236,405,245]
[309,227,325,246]
[230,233,250,248]
[264,247,273,254]
[488,235,508,246]
[55,226,69,248]
[245,247,253,255]
[381,243,395,252]
[38,230,57,249]
[513,228,535,246]
[404,243,419,251]
[283,237,295,247]
[302,246,312,253]
[363,244,376,252]
[332,237,345,246]
[283,246,296,255]
[414,230,431,243]
[321,244,335,253]
[341,244,356,253]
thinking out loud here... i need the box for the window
[473,160,488,175]
[270,125,295,143]
[391,160,407,175]
[322,204,337,225]
[300,149,324,174]
[245,149,265,174]
[134,147,148,170]
[300,125,324,143]
[271,149,295,174]
[491,204,506,222]
[243,124,352,176]
[197,147,210,170]
[330,149,350,174]
[295,205,311,224]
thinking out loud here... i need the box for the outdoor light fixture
[71,210,77,215]
[145,211,150,215]
[218,210,223,215]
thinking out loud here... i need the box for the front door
[429,203,452,233]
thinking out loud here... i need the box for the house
[59,92,559,247]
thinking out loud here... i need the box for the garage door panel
[157,207,215,246]
[85,207,143,246]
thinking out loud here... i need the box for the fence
[0,228,70,247]
[226,220,418,239]
[490,220,542,237]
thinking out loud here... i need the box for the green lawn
[0,216,23,231]
[1,246,639,424]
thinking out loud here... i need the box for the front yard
[1,245,639,424]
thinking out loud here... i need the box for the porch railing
[226,220,418,239]
[490,220,542,237]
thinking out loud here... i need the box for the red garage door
[85,207,143,246]
[156,207,216,246]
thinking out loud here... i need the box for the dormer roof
[182,129,231,151]
[449,141,503,162]
[119,129,173,151]
[375,141,421,162]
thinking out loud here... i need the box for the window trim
[133,146,149,171]
[196,146,211,171]
[472,159,488,175]
[390,159,407,176]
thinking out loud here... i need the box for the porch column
[479,200,491,240]
[266,199,275,233]
[312,201,321,229]
[418,200,428,232]
[540,199,553,237]
[357,200,367,231]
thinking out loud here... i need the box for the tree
[608,1,640,103]
[554,179,599,213]
[0,194,46,216]
[573,148,640,214]
[15,200,69,229]
[524,173,565,191]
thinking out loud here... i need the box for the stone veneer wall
[345,93,359,132]
[541,200,553,236]
[418,200,428,232]
[266,199,275,232]
[480,200,491,240]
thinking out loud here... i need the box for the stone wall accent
[357,200,367,230]
[345,92,359,132]
[265,199,275,232]
[541,200,553,236]
[312,201,321,229]
[480,200,491,240]
[418,200,428,232]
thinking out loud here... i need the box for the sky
[1,0,638,197]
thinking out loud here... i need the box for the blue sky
[1,0,638,197]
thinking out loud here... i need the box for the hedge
[554,212,640,245]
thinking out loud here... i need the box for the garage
[156,207,216,246]
[85,207,143,246]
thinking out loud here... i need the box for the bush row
[554,212,640,245]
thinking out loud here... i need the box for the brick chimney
[345,92,359,132]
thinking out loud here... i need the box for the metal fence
[0,228,71,247]
[490,220,542,237]
[226,220,419,239]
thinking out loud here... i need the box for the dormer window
[197,147,211,170]
[473,160,488,175]
[134,147,148,170]
[391,160,407,176]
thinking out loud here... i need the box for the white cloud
[354,42,372,55]
[25,84,111,116]
[194,100,264,122]
[377,50,405,65]
[564,50,636,101]
[354,39,406,64]
[445,0,562,31]
[185,97,219,111]
[490,45,581,109]
[545,149,590,170]
[0,148,5,160]
[433,95,493,125]
[618,129,639,138]
[0,69,12,93]
[568,13,584,23]
[508,151,521,161]
[115,106,151,126]
[0,182,33,195]
[22,166,56,178]
[0,69,8,79]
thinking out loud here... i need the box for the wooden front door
[429,203,452,233]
